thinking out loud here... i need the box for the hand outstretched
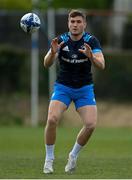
[51,38,64,54]
[79,43,93,59]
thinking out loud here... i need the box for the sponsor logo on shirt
[71,54,78,59]
[61,56,88,63]
[62,46,69,51]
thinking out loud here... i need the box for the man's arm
[44,37,64,68]
[44,38,59,68]
[79,43,105,70]
[44,49,57,68]
[90,52,105,70]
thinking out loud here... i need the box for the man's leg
[65,105,97,172]
[43,100,67,174]
[76,105,97,146]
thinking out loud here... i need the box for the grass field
[0,126,132,179]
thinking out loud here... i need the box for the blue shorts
[51,82,96,109]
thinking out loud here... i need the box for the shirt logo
[80,45,85,50]
[61,56,88,63]
[93,98,96,102]
[71,54,78,59]
[62,46,69,51]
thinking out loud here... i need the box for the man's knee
[47,115,58,127]
[85,120,97,132]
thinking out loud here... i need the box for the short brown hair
[68,9,86,21]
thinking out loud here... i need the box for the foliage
[95,52,132,101]
[0,114,23,126]
[122,18,132,49]
[0,0,31,10]
[0,0,113,10]
[1,45,132,101]
[51,0,113,9]
[0,45,30,93]
[0,45,48,95]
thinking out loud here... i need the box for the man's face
[68,16,86,36]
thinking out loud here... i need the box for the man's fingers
[78,49,85,53]
[84,43,91,50]
[53,37,58,42]
[52,38,64,48]
[59,41,64,47]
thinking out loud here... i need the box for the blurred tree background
[0,0,113,10]
[0,0,132,126]
[0,0,31,10]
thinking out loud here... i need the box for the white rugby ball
[20,13,41,33]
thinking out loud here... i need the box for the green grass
[0,126,132,179]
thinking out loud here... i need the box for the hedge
[95,52,132,101]
[0,46,132,101]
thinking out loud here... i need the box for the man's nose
[73,22,77,26]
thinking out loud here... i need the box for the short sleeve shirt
[56,32,102,88]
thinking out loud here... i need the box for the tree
[0,0,31,10]
[0,0,113,10]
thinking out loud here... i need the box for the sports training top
[56,32,102,88]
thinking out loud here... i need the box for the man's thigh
[77,105,97,125]
[47,100,67,121]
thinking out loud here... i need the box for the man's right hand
[50,38,64,55]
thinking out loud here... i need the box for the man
[43,9,105,174]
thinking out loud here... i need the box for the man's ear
[84,22,87,29]
[68,18,70,27]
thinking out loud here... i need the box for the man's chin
[71,30,83,36]
[71,32,80,36]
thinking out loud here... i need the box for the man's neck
[69,32,84,41]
